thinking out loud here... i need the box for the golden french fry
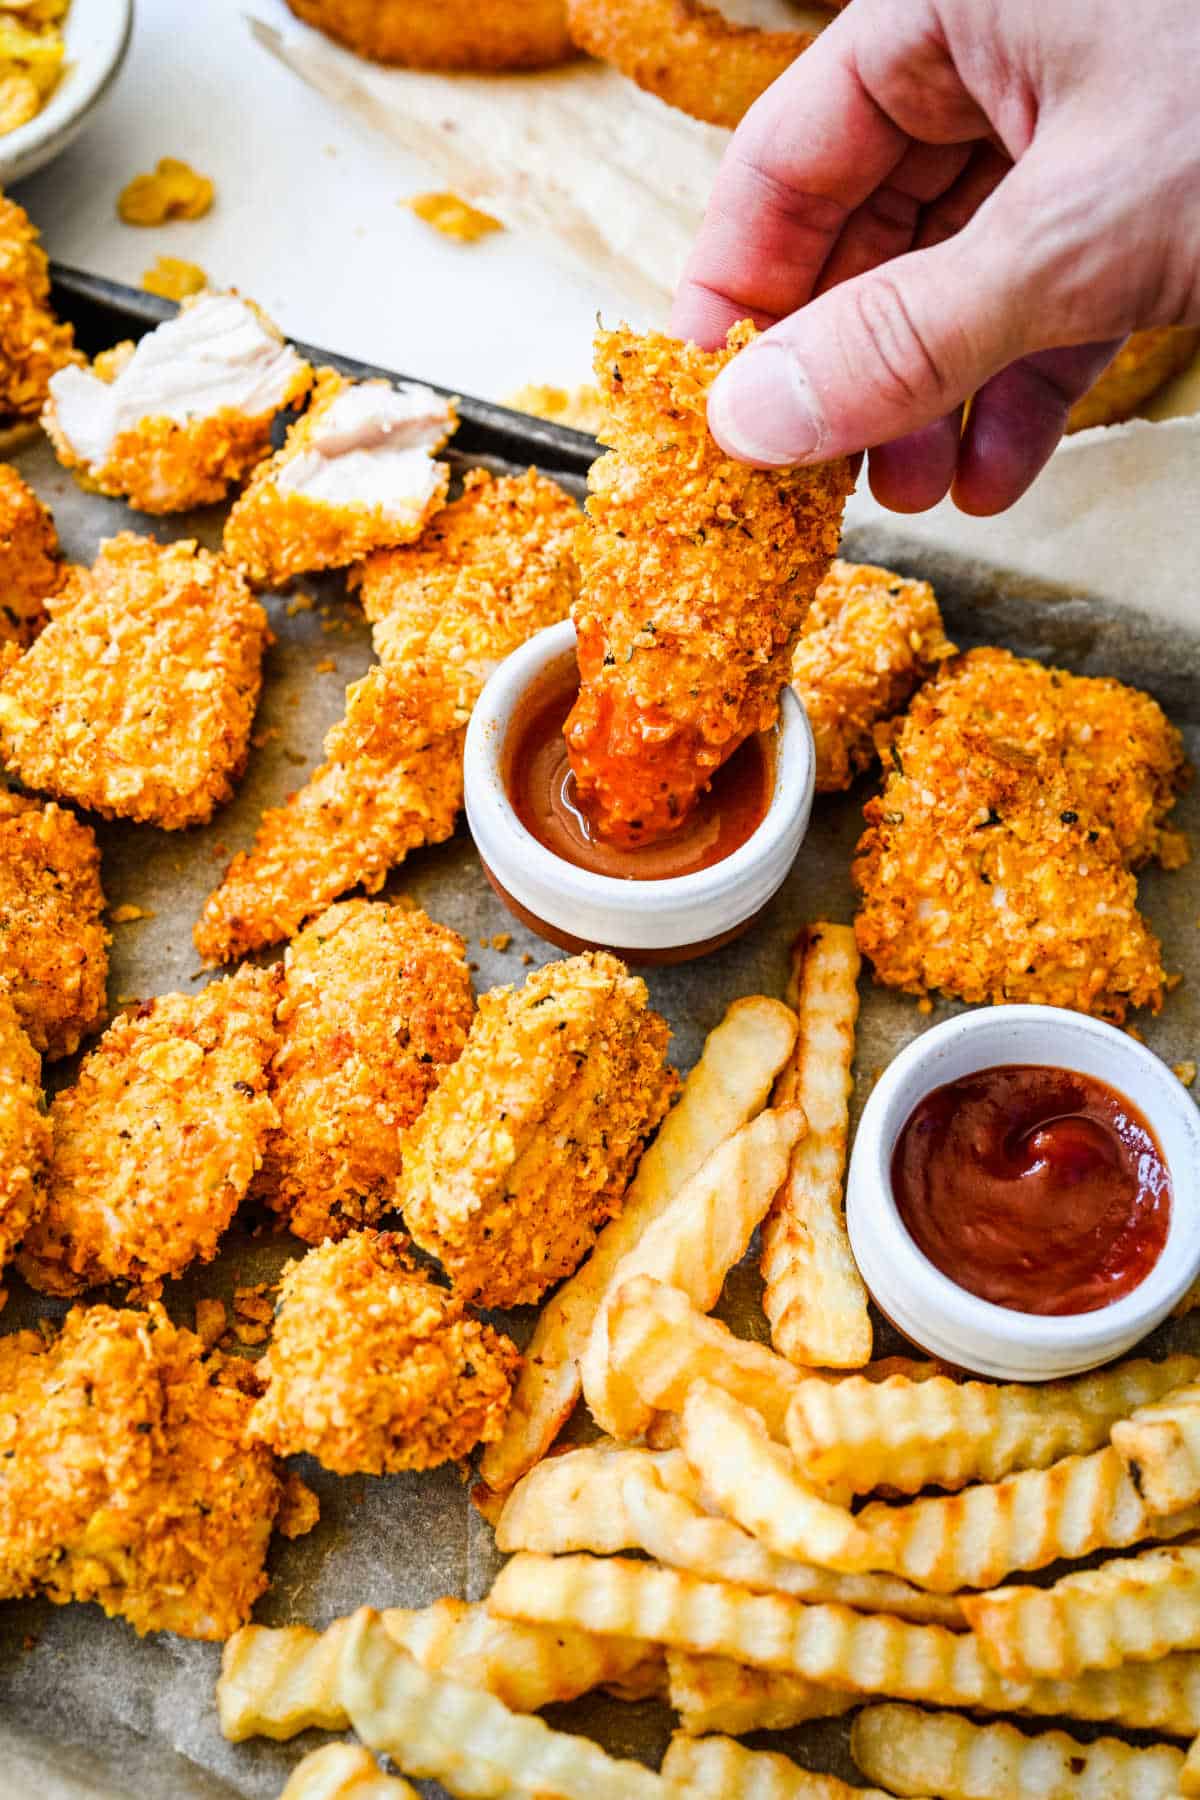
[478,996,798,1496]
[679,1381,881,1572]
[663,1732,899,1798]
[787,1356,1200,1497]
[281,1743,420,1799]
[762,924,870,1369]
[495,1443,699,1554]
[666,1655,859,1736]
[220,1618,352,1742]
[487,1553,1200,1734]
[339,1607,670,1799]
[849,1704,1185,1800]
[963,1544,1200,1680]
[580,1107,806,1439]
[1114,1379,1200,1515]
[1183,1735,1200,1795]
[858,1446,1200,1594]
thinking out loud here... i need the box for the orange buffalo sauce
[892,1064,1170,1317]
[506,653,772,881]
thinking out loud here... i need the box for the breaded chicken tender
[0,462,63,645]
[0,1304,290,1639]
[0,989,48,1275]
[223,370,457,587]
[854,716,1167,1021]
[248,1230,520,1474]
[399,952,677,1307]
[0,791,108,1059]
[0,193,79,420]
[1067,326,1200,432]
[261,900,474,1244]
[195,468,579,962]
[18,964,279,1296]
[565,324,854,846]
[791,559,955,792]
[0,533,270,829]
[285,0,576,69]
[42,291,311,514]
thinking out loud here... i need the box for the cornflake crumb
[118,157,214,226]
[286,593,315,617]
[916,997,933,1015]
[405,192,503,243]
[491,933,512,952]
[1175,1061,1197,1088]
[194,1297,226,1349]
[251,726,280,750]
[141,256,207,300]
[315,657,336,674]
[110,903,153,924]
[276,1471,320,1539]
[232,1282,275,1347]
[521,952,534,965]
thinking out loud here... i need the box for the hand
[671,0,1200,513]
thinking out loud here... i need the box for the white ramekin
[846,1006,1200,1380]
[463,619,815,962]
[2,0,132,186]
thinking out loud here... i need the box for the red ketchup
[891,1064,1170,1316]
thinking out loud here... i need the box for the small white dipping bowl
[464,619,815,963]
[846,1005,1200,1380]
[1,0,132,187]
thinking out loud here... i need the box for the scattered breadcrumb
[0,791,108,1059]
[0,462,63,645]
[315,657,336,673]
[1175,1061,1197,1088]
[405,191,503,241]
[276,1470,321,1539]
[504,381,606,436]
[194,1297,227,1350]
[0,989,48,1277]
[140,255,208,300]
[231,1282,275,1347]
[491,932,512,951]
[247,1230,520,1475]
[118,157,214,225]
[0,193,79,419]
[286,592,315,616]
[110,903,154,924]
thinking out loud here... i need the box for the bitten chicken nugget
[398,952,677,1307]
[18,964,279,1296]
[565,324,853,846]
[248,1230,520,1474]
[0,791,108,1059]
[223,370,457,586]
[42,291,311,513]
[195,468,579,962]
[0,1303,289,1639]
[1067,326,1200,432]
[261,900,474,1244]
[0,533,270,828]
[791,560,955,792]
[0,988,48,1275]
[0,193,79,420]
[0,462,63,645]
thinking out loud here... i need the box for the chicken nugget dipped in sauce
[248,1230,520,1475]
[565,323,854,847]
[0,462,64,646]
[0,791,108,1060]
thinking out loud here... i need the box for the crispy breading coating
[398,952,678,1307]
[0,988,48,1274]
[285,0,576,69]
[1067,326,1200,433]
[18,964,280,1296]
[0,790,108,1059]
[565,324,853,846]
[0,461,63,645]
[791,559,955,792]
[0,533,271,828]
[248,1231,520,1474]
[223,369,457,587]
[0,1303,288,1639]
[853,715,1166,1021]
[261,900,474,1244]
[195,469,579,962]
[0,193,79,420]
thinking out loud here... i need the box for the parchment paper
[0,413,1198,1800]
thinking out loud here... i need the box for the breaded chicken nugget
[0,533,270,829]
[261,900,474,1245]
[0,1304,288,1639]
[42,291,311,514]
[223,370,457,587]
[791,559,956,792]
[0,791,108,1059]
[0,193,79,420]
[0,462,63,645]
[399,952,677,1307]
[0,989,48,1275]
[1067,326,1200,433]
[248,1230,520,1474]
[854,717,1166,1021]
[18,964,279,1296]
[565,324,854,846]
[285,0,576,69]
[195,468,579,962]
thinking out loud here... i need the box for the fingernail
[708,341,825,465]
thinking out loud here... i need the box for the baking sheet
[0,402,1198,1799]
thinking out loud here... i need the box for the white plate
[0,0,131,186]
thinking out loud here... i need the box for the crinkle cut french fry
[1114,1379,1200,1516]
[679,1381,881,1572]
[963,1544,1200,1680]
[666,1654,860,1737]
[761,924,870,1370]
[339,1607,669,1800]
[1183,1734,1200,1795]
[857,1445,1200,1594]
[663,1731,901,1798]
[487,1553,1200,1734]
[580,1106,806,1440]
[849,1704,1185,1800]
[219,1618,353,1741]
[281,1743,420,1799]
[495,1443,700,1554]
[786,1356,1200,1497]
[477,995,798,1496]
